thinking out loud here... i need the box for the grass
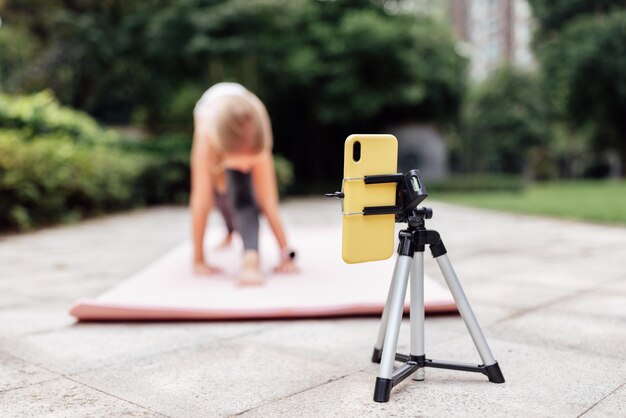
[434,180,626,225]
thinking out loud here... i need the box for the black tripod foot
[485,362,505,383]
[371,348,382,364]
[373,377,393,403]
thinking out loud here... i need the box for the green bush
[0,91,119,144]
[0,92,145,230]
[0,129,296,231]
[0,130,146,230]
[273,154,295,195]
[428,174,526,194]
[0,92,296,231]
[122,134,193,205]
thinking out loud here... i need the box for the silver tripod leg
[377,255,412,379]
[410,252,425,381]
[435,253,496,367]
[374,257,400,351]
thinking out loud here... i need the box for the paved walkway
[1,199,625,417]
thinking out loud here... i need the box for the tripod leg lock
[430,240,447,258]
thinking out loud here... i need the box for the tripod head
[392,169,429,223]
[326,168,432,224]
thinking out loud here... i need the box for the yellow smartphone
[342,134,398,264]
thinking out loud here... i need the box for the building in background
[450,0,535,81]
[400,0,536,80]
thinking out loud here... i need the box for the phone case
[342,134,398,264]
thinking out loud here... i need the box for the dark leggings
[214,169,259,251]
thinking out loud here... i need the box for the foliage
[528,0,626,38]
[0,130,145,230]
[186,0,466,185]
[529,2,626,176]
[273,154,295,195]
[0,24,36,92]
[0,91,145,229]
[462,67,549,174]
[0,91,118,143]
[0,88,296,230]
[0,0,166,123]
[536,11,626,169]
[121,135,194,205]
[1,0,466,186]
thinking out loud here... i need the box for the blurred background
[1,0,625,232]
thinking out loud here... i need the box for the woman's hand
[193,261,222,276]
[273,249,298,274]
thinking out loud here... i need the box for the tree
[530,2,626,175]
[182,0,466,185]
[1,0,466,186]
[463,67,548,174]
[528,0,626,38]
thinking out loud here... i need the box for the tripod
[371,207,505,403]
[327,169,505,402]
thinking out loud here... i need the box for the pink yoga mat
[70,225,457,321]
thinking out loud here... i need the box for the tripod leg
[434,251,505,383]
[374,255,412,402]
[410,251,425,381]
[372,256,400,362]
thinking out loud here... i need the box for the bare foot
[215,233,234,250]
[237,250,264,286]
[194,262,222,276]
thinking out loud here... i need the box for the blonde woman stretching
[191,82,296,285]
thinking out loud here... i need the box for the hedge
[0,130,146,230]
[0,92,295,231]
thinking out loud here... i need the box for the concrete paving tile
[460,280,571,310]
[426,304,517,338]
[0,304,76,338]
[536,258,626,284]
[583,383,626,418]
[236,318,461,370]
[490,306,626,359]
[450,248,622,283]
[0,378,161,417]
[0,351,57,392]
[490,268,608,292]
[1,321,274,375]
[429,255,514,282]
[239,337,626,418]
[71,338,350,418]
[2,275,120,305]
[0,285,39,310]
[555,289,626,319]
[0,207,190,287]
[601,278,626,293]
[0,201,625,416]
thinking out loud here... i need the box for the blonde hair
[213,95,265,154]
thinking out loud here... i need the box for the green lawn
[434,180,626,225]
